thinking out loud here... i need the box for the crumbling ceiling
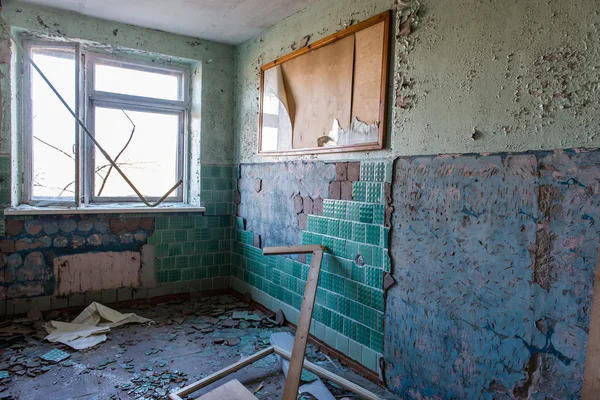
[8,0,322,44]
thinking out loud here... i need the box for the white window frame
[21,39,190,206]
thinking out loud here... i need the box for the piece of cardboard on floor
[195,379,257,400]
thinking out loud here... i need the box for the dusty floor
[0,295,395,399]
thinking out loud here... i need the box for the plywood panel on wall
[351,21,385,124]
[54,251,141,295]
[281,35,355,149]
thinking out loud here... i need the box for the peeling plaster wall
[387,149,600,399]
[234,0,600,163]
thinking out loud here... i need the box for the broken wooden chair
[169,244,381,400]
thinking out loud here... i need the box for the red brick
[7,282,44,299]
[347,162,360,181]
[125,218,141,232]
[0,239,14,253]
[313,198,324,216]
[297,213,308,230]
[341,181,353,201]
[335,163,348,181]
[110,218,126,233]
[140,217,155,231]
[14,240,46,252]
[303,197,314,214]
[5,220,24,236]
[293,195,304,214]
[328,182,341,200]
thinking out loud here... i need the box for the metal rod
[0,13,183,207]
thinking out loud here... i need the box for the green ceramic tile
[365,225,381,246]
[366,267,383,288]
[317,218,328,235]
[346,203,361,222]
[372,247,383,268]
[382,227,390,248]
[356,324,371,347]
[339,221,352,240]
[374,162,386,182]
[385,161,393,183]
[343,318,356,340]
[344,280,358,301]
[323,200,335,218]
[316,288,327,305]
[352,182,366,202]
[181,268,194,280]
[371,332,383,353]
[326,291,338,309]
[320,271,332,290]
[350,300,363,323]
[334,201,347,219]
[360,162,374,181]
[366,183,383,203]
[333,239,346,257]
[384,253,391,273]
[352,223,366,243]
[327,219,339,236]
[359,204,373,224]
[168,243,182,256]
[332,274,345,295]
[331,312,344,333]
[346,241,359,261]
[358,284,372,307]
[338,297,350,317]
[322,236,334,252]
[307,215,318,232]
[359,244,373,265]
[351,263,365,283]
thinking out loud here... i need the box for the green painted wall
[233,0,600,163]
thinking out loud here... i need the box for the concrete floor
[0,295,394,399]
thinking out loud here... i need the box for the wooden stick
[273,346,381,400]
[169,346,275,400]
[263,245,325,256]
[583,244,600,399]
[282,250,324,400]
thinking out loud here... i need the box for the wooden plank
[282,250,324,400]
[583,245,600,399]
[169,346,275,400]
[195,379,258,400]
[263,245,325,256]
[273,346,381,400]
[351,21,385,125]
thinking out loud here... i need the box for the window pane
[94,61,181,101]
[93,107,180,199]
[31,46,76,199]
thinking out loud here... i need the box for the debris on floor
[44,302,152,350]
[0,295,394,399]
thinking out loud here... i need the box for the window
[22,40,188,206]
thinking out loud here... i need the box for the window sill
[4,203,206,216]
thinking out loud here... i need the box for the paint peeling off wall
[385,149,600,399]
[54,251,141,296]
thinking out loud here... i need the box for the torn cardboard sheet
[321,117,379,147]
[44,302,152,350]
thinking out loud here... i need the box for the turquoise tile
[356,324,371,347]
[372,247,383,268]
[344,281,358,301]
[323,200,335,218]
[346,241,359,261]
[352,223,365,243]
[334,201,347,219]
[371,332,383,353]
[358,284,372,307]
[359,204,373,224]
[339,221,352,240]
[385,161,393,183]
[366,267,383,288]
[346,203,361,222]
[359,244,373,265]
[384,253,391,273]
[326,291,338,309]
[307,215,318,233]
[317,218,328,235]
[327,219,339,236]
[352,182,366,202]
[382,227,390,248]
[331,312,344,332]
[351,263,365,283]
[365,224,381,246]
[374,162,386,182]
[343,318,356,340]
[366,183,383,203]
[350,300,363,323]
[360,162,374,181]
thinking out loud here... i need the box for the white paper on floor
[270,332,335,400]
[44,302,153,350]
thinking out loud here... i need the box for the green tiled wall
[149,165,236,284]
[233,161,391,355]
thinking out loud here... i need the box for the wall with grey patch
[234,0,600,163]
